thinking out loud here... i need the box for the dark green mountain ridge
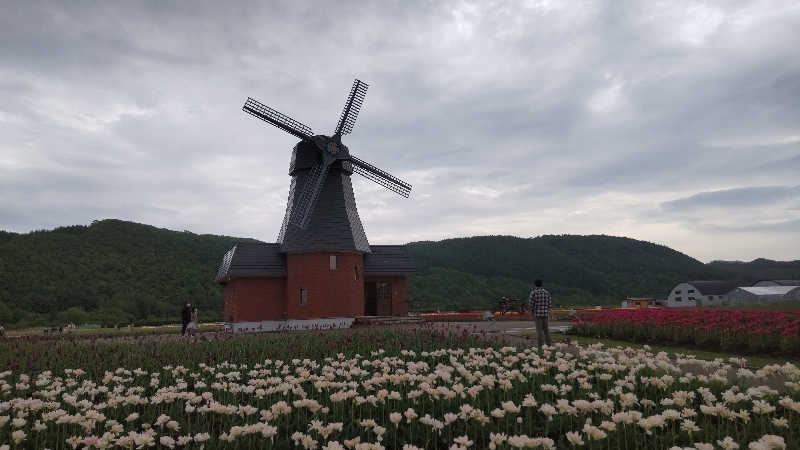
[0,219,797,326]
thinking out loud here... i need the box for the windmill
[243,79,412,253]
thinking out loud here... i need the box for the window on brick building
[354,265,359,280]
[330,255,337,270]
[299,288,308,305]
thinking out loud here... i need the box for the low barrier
[420,306,653,321]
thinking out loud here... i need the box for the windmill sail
[289,162,331,228]
[243,98,313,140]
[334,79,369,136]
[350,155,412,197]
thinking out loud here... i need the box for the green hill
[1,220,797,326]
[0,220,254,327]
[707,259,800,282]
[407,235,726,310]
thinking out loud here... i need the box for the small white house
[665,280,737,307]
[728,286,800,305]
[753,280,800,287]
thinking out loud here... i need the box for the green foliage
[56,306,90,325]
[708,258,800,281]
[409,267,530,311]
[1,221,796,325]
[406,235,703,309]
[406,235,797,311]
[0,300,12,323]
[0,219,255,327]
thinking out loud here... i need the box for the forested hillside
[407,235,727,310]
[707,259,800,281]
[0,220,251,327]
[1,220,797,326]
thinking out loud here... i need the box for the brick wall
[285,252,365,319]
[223,277,286,322]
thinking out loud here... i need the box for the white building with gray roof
[665,280,737,307]
[753,280,800,287]
[728,286,800,305]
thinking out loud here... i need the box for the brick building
[216,243,414,324]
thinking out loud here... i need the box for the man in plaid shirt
[528,279,552,349]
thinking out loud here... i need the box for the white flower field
[0,328,798,449]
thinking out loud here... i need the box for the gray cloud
[2,0,800,262]
[661,185,800,211]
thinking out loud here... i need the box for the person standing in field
[187,307,199,336]
[181,301,192,336]
[528,279,552,349]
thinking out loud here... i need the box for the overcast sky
[1,1,799,262]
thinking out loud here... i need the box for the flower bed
[1,328,799,448]
[571,308,800,355]
[422,312,535,321]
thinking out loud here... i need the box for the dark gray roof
[364,245,415,276]
[215,243,286,282]
[687,280,738,295]
[215,243,414,282]
[277,143,370,253]
[768,280,800,286]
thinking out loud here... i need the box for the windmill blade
[243,97,313,140]
[290,162,331,229]
[350,155,411,198]
[334,79,369,136]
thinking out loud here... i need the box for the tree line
[1,220,797,327]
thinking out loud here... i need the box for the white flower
[11,430,26,444]
[453,435,473,447]
[771,417,788,428]
[154,414,170,427]
[389,412,402,425]
[565,431,584,446]
[159,436,176,449]
[748,434,786,450]
[539,404,556,420]
[681,420,701,434]
[717,437,740,450]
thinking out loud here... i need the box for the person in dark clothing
[181,301,192,335]
[528,279,552,349]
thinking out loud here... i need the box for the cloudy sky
[1,1,799,262]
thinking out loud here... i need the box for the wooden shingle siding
[277,160,370,254]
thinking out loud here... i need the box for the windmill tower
[226,79,413,320]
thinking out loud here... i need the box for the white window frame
[299,288,308,305]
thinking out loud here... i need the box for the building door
[376,282,392,316]
[364,282,378,316]
[365,281,392,316]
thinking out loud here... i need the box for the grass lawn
[2,322,224,338]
